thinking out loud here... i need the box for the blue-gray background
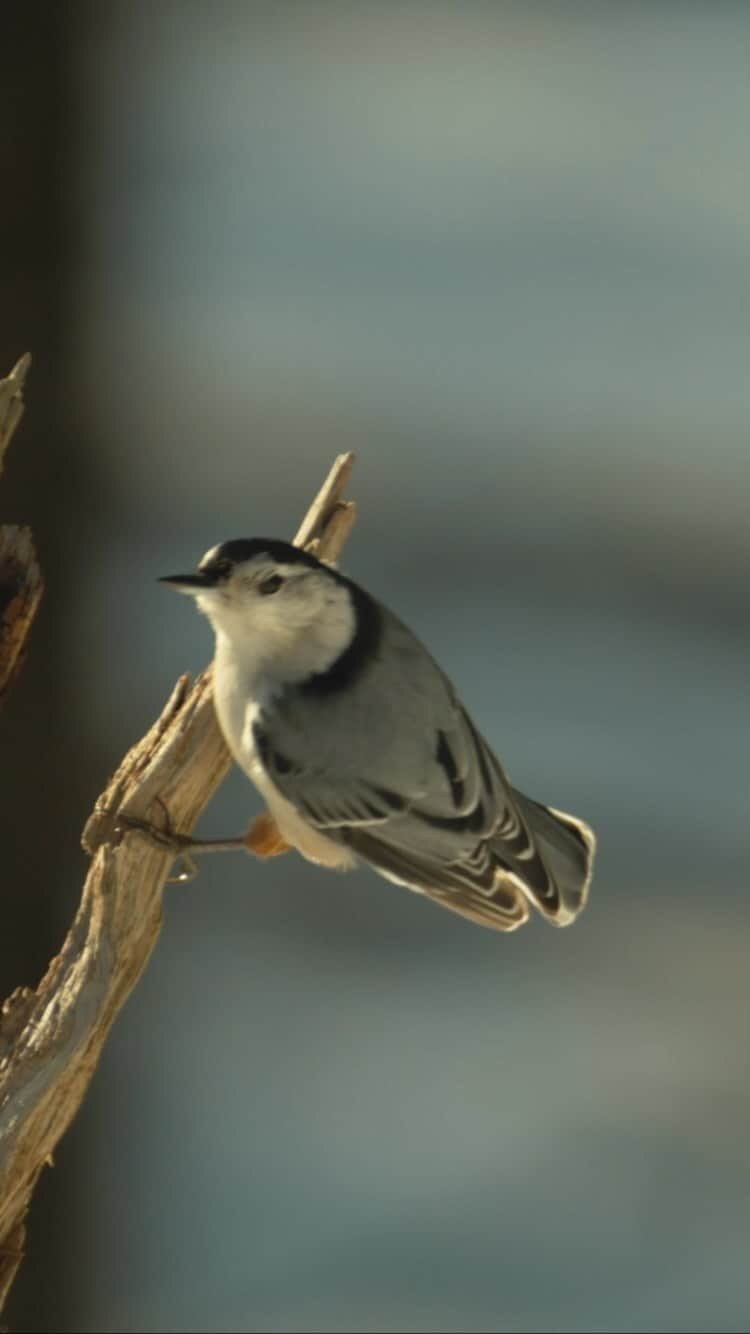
[2,4,749,1332]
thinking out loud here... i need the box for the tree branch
[0,451,358,1313]
[0,353,31,474]
[0,355,42,704]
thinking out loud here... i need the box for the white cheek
[316,597,354,656]
[254,601,294,643]
[204,578,356,684]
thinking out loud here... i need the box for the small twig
[0,450,358,1315]
[293,451,355,549]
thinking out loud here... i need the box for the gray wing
[257,604,593,931]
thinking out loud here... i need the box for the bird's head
[160,538,360,684]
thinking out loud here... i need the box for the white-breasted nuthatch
[160,539,595,932]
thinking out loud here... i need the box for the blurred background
[1,3,749,1331]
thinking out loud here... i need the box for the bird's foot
[244,809,291,859]
[115,801,290,880]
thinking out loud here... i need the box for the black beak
[158,571,216,590]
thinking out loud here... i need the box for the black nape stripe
[299,581,383,695]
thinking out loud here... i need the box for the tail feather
[507,788,596,926]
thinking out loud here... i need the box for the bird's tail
[506,787,596,926]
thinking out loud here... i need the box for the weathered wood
[0,356,42,705]
[0,450,357,1313]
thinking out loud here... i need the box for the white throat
[205,586,356,695]
[209,587,355,773]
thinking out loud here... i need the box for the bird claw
[113,798,200,883]
[113,800,290,879]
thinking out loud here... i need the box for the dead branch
[0,354,31,474]
[0,450,358,1313]
[0,355,42,703]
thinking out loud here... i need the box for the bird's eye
[258,573,284,596]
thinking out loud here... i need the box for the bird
[159,538,596,933]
